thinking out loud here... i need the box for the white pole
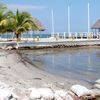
[64,32,66,38]
[31,31,33,41]
[88,2,90,33]
[51,9,55,37]
[68,5,71,38]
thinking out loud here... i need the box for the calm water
[21,46,100,83]
[0,32,89,39]
[0,33,51,38]
[0,33,70,38]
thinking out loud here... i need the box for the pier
[13,31,100,49]
[51,32,100,39]
[0,32,100,49]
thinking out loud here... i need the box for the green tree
[0,3,45,41]
[0,3,14,33]
[7,10,42,41]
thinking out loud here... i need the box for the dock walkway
[0,38,100,49]
[19,38,100,48]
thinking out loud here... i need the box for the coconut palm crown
[7,9,42,41]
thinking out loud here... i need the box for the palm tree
[0,3,14,34]
[0,3,45,41]
[7,10,40,41]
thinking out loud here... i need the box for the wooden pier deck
[0,38,100,49]
[18,38,100,48]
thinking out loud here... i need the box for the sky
[0,0,100,34]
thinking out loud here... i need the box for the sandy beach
[0,49,93,91]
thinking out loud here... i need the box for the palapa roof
[32,17,45,31]
[91,19,100,29]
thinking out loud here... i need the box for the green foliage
[0,3,44,41]
[14,9,39,41]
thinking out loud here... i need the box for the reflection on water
[21,46,100,83]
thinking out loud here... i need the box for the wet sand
[0,50,92,90]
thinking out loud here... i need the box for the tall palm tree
[7,10,40,41]
[0,3,45,41]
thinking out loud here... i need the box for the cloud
[7,4,48,11]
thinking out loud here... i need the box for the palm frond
[22,22,32,31]
[0,19,8,26]
[5,11,14,19]
[16,27,26,34]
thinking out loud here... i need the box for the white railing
[0,32,100,41]
[52,32,100,39]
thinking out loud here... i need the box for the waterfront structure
[91,19,100,38]
[32,17,45,31]
[91,19,100,32]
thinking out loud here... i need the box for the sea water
[0,32,69,39]
[0,33,51,38]
[20,46,100,84]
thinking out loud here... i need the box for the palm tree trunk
[15,33,21,41]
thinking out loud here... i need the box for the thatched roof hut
[91,19,100,32]
[32,17,45,31]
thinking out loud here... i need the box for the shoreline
[0,49,93,90]
[0,49,100,99]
